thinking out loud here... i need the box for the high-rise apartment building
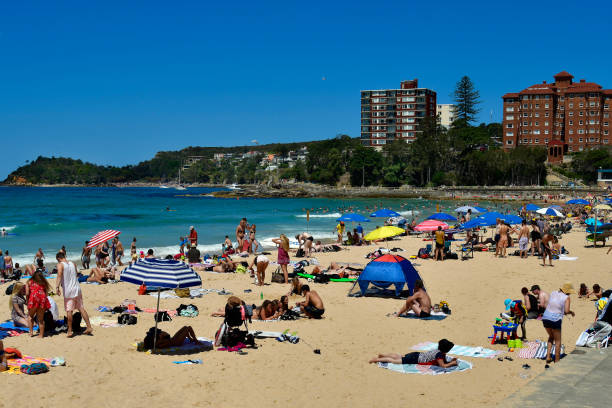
[361,79,437,147]
[436,103,456,128]
[502,71,612,163]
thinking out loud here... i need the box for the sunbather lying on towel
[395,279,432,318]
[368,338,458,367]
[143,326,201,350]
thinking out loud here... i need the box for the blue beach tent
[348,254,423,298]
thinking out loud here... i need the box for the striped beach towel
[412,342,503,359]
[3,356,51,375]
[518,341,540,359]
[378,359,472,375]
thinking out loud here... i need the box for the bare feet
[67,331,75,338]
[83,328,94,336]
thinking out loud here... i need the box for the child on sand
[369,338,458,367]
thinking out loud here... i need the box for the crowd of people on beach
[1,195,611,374]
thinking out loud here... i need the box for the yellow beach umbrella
[594,204,612,211]
[364,226,405,242]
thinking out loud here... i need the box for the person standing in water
[115,237,124,266]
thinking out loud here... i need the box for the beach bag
[20,363,49,375]
[417,248,429,259]
[236,265,247,274]
[118,313,137,325]
[280,310,301,320]
[177,304,199,317]
[154,311,172,322]
[271,267,285,284]
[5,283,15,296]
[72,312,83,332]
[295,248,305,258]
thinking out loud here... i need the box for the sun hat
[561,282,575,294]
[504,298,513,310]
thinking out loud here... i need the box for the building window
[545,130,549,135]
[569,120,573,125]
[534,139,539,143]
[535,104,539,108]
[569,146,573,152]
[523,104,528,109]
[506,140,513,145]
[535,113,540,118]
[569,103,573,108]
[506,123,513,128]
[579,120,584,125]
[533,130,540,135]
[523,130,528,134]
[545,103,550,108]
[578,129,585,134]
[579,137,583,142]
[605,122,609,127]
[604,104,609,109]
[569,138,573,142]
[523,121,528,126]
[505,107,514,112]
[506,131,514,136]
[568,112,573,117]
[569,130,574,135]
[579,103,584,107]
[534,122,539,126]
[506,115,514,120]
[545,112,550,117]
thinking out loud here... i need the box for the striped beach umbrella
[120,258,201,352]
[414,219,449,232]
[87,230,121,248]
[536,207,564,217]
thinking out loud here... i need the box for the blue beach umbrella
[501,214,524,225]
[121,258,202,351]
[337,213,370,223]
[525,204,540,211]
[370,208,401,218]
[427,212,457,222]
[461,218,490,229]
[566,199,589,205]
[473,206,488,213]
[536,207,564,217]
[549,205,563,210]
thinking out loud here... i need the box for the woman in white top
[541,282,575,364]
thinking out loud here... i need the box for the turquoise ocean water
[0,186,516,266]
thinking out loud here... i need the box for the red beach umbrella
[87,230,121,248]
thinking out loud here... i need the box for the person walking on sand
[236,218,247,251]
[55,252,93,337]
[542,283,575,365]
[272,234,290,284]
[115,237,124,266]
[81,241,91,269]
[336,221,345,244]
[540,233,554,267]
[434,226,445,261]
[518,220,530,259]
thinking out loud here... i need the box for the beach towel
[250,331,285,339]
[135,337,213,355]
[518,341,541,359]
[147,288,226,299]
[377,359,472,375]
[89,316,123,328]
[558,255,578,261]
[0,321,31,331]
[142,308,178,317]
[252,318,281,323]
[400,311,449,321]
[3,356,51,375]
[412,342,503,359]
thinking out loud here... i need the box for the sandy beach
[1,227,609,408]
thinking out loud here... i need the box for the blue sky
[1,0,611,179]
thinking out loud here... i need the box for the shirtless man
[296,232,314,257]
[396,279,432,318]
[496,221,510,257]
[297,285,325,319]
[517,220,530,259]
[115,237,124,266]
[81,241,91,269]
[235,218,247,252]
[82,266,115,284]
[531,285,549,315]
[540,233,554,266]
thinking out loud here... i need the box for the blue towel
[0,321,32,331]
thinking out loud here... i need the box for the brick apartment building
[502,71,612,163]
[361,79,437,147]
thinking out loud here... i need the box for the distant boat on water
[159,185,169,189]
[227,183,241,190]
[174,167,187,190]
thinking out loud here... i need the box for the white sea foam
[1,225,17,232]
[399,210,420,216]
[295,212,341,218]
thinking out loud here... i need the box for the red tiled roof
[502,93,519,98]
[604,90,612,95]
[553,71,573,79]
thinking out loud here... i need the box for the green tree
[452,76,481,125]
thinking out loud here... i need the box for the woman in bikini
[253,300,277,320]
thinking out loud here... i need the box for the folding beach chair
[461,242,474,260]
